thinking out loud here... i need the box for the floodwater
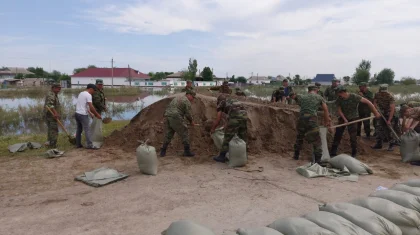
[0,89,168,135]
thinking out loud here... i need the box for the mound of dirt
[105,93,371,159]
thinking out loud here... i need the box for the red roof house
[71,67,150,86]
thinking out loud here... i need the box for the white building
[0,67,34,82]
[71,67,151,87]
[248,76,270,85]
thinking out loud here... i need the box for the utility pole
[111,58,114,88]
[128,64,131,86]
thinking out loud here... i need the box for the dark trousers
[332,118,358,151]
[75,113,92,148]
[357,110,371,136]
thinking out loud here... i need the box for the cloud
[43,20,79,26]
[225,32,261,39]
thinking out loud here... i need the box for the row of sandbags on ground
[162,179,420,235]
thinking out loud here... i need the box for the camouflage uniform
[324,85,338,101]
[374,87,398,146]
[331,92,362,157]
[44,90,61,148]
[181,86,194,92]
[271,87,285,102]
[317,89,324,98]
[217,95,248,153]
[163,96,193,146]
[357,88,374,137]
[209,83,232,94]
[92,88,106,114]
[294,93,325,162]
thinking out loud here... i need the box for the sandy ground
[1,143,420,235]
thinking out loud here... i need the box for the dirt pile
[105,93,370,159]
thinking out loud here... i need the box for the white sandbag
[162,220,215,235]
[267,217,337,235]
[402,179,420,188]
[237,227,284,235]
[136,142,158,175]
[319,202,402,235]
[228,135,247,167]
[370,189,420,213]
[400,130,420,163]
[303,211,372,235]
[91,117,104,148]
[391,184,420,196]
[329,154,373,175]
[350,197,420,235]
[211,127,224,150]
[319,127,330,162]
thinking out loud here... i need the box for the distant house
[248,76,270,85]
[71,67,150,87]
[313,74,336,85]
[0,67,34,82]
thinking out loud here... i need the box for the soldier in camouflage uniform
[315,82,324,97]
[211,94,248,163]
[331,86,380,158]
[271,87,285,103]
[372,84,399,151]
[357,82,374,138]
[92,79,106,114]
[160,90,197,157]
[181,80,194,92]
[324,78,339,102]
[235,87,246,97]
[44,83,62,148]
[289,86,331,163]
[209,81,232,94]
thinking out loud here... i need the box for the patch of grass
[0,120,129,157]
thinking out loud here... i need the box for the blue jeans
[75,113,92,148]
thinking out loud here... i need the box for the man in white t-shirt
[75,84,102,149]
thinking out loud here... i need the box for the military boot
[213,151,228,163]
[330,145,338,157]
[293,150,299,160]
[387,143,394,152]
[183,144,195,157]
[371,141,383,149]
[160,143,168,157]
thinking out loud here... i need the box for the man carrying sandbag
[330,85,380,158]
[211,94,247,163]
[159,90,197,157]
[289,86,331,163]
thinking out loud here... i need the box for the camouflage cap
[359,82,367,87]
[379,84,389,91]
[308,85,318,91]
[334,85,347,92]
[332,78,339,82]
[51,82,61,88]
[95,79,104,85]
[315,82,321,87]
[185,89,196,97]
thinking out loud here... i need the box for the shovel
[46,106,76,145]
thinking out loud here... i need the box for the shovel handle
[46,106,70,136]
[329,116,375,129]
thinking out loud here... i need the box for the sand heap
[105,93,369,158]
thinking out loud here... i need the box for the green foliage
[183,58,198,81]
[148,72,168,81]
[14,73,24,79]
[358,59,371,71]
[352,59,371,85]
[293,74,304,85]
[304,79,312,85]
[375,68,395,85]
[73,65,96,75]
[401,77,417,85]
[237,76,247,83]
[27,67,49,78]
[201,67,213,81]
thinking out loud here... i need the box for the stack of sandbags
[162,220,215,235]
[391,184,420,196]
[267,217,337,235]
[370,189,420,213]
[236,227,284,235]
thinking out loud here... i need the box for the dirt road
[1,146,419,235]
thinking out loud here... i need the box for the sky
[1,0,420,79]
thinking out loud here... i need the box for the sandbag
[350,197,420,235]
[402,179,420,188]
[162,220,215,235]
[329,154,373,175]
[237,227,284,235]
[391,184,420,196]
[400,130,420,163]
[267,217,337,235]
[136,142,158,175]
[370,189,420,213]
[319,127,330,162]
[228,135,247,167]
[319,202,402,235]
[91,117,104,148]
[303,211,372,235]
[211,127,224,150]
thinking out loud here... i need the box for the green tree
[343,76,350,84]
[201,67,213,81]
[401,77,417,85]
[376,68,395,85]
[27,67,48,78]
[351,59,371,85]
[304,79,312,85]
[49,70,62,81]
[293,74,303,85]
[185,58,198,81]
[14,73,24,79]
[148,72,167,81]
[73,65,97,75]
[237,76,247,83]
